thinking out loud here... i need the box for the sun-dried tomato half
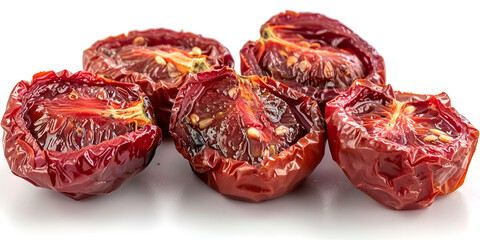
[2,70,162,200]
[83,28,234,133]
[240,11,385,111]
[170,67,325,202]
[325,78,479,210]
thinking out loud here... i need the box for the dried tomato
[170,67,325,202]
[325,78,479,209]
[83,28,234,133]
[240,11,385,111]
[2,70,162,200]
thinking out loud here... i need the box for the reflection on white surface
[1,140,476,239]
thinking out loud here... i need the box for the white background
[1,0,479,239]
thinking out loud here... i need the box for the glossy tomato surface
[325,79,478,209]
[240,11,385,111]
[170,67,325,202]
[2,70,162,200]
[83,28,234,133]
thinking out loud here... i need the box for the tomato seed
[190,114,199,126]
[269,145,277,156]
[424,135,438,141]
[287,56,298,67]
[275,126,289,136]
[324,61,334,78]
[189,47,202,56]
[198,118,214,129]
[439,135,453,143]
[430,129,447,136]
[299,60,310,72]
[155,56,166,65]
[298,41,310,48]
[278,50,288,57]
[247,127,261,140]
[133,36,145,45]
[228,88,237,99]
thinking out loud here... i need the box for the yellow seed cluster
[425,128,454,143]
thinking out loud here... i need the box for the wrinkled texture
[83,28,235,133]
[325,79,478,209]
[170,67,325,202]
[2,70,162,200]
[240,11,385,111]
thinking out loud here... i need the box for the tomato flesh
[108,45,211,85]
[349,93,459,147]
[182,74,306,165]
[259,25,366,90]
[23,81,151,152]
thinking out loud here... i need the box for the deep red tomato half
[170,67,325,202]
[240,11,385,111]
[325,79,479,209]
[2,70,162,200]
[83,28,235,133]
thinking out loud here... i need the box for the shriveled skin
[181,74,306,165]
[23,81,151,152]
[325,79,479,210]
[2,70,162,200]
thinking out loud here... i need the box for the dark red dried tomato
[2,70,162,200]
[170,67,325,202]
[325,78,479,209]
[240,11,385,111]
[83,28,234,133]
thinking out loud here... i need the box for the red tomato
[170,68,325,202]
[2,70,162,200]
[325,78,479,209]
[83,28,234,133]
[241,11,385,112]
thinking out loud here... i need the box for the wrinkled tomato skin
[170,67,325,202]
[83,28,234,134]
[325,79,479,210]
[240,11,385,112]
[2,70,162,200]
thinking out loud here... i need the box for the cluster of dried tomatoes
[2,11,477,209]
